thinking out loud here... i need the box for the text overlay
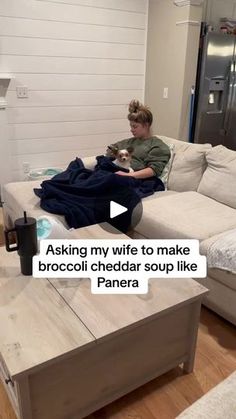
[33,239,207,294]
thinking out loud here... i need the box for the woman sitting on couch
[107,100,170,179]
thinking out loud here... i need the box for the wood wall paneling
[36,0,147,14]
[7,74,144,93]
[6,90,143,108]
[7,105,128,124]
[10,132,129,156]
[0,37,145,60]
[11,147,105,178]
[0,56,144,75]
[8,119,129,140]
[0,0,146,29]
[0,0,148,180]
[0,17,145,45]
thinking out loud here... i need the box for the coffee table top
[49,277,208,340]
[0,248,95,379]
[0,224,208,379]
[70,222,126,239]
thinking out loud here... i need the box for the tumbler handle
[4,228,19,252]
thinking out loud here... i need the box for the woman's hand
[115,171,133,177]
[116,167,155,179]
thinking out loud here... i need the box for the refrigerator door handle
[223,59,235,134]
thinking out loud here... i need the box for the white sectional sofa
[2,136,236,325]
[135,136,236,326]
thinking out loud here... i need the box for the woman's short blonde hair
[128,99,153,126]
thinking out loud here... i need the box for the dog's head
[115,147,134,163]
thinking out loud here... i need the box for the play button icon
[110,201,127,219]
[94,184,143,234]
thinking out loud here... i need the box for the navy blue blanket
[34,156,164,232]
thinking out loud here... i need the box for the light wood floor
[0,306,235,419]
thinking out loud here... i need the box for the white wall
[145,0,202,141]
[145,0,187,138]
[179,5,203,140]
[0,0,148,181]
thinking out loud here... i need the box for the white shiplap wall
[0,0,148,180]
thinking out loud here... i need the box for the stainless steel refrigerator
[194,32,236,150]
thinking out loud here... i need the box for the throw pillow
[159,144,175,189]
[158,135,212,191]
[197,145,236,209]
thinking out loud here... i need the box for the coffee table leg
[183,301,202,374]
[16,377,32,419]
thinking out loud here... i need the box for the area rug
[177,371,236,418]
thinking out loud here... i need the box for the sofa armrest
[82,156,97,170]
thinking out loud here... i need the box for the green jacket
[110,136,170,177]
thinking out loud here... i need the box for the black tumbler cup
[5,212,38,275]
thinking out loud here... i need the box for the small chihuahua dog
[107,145,134,172]
[114,148,134,172]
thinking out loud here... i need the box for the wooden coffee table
[0,223,208,419]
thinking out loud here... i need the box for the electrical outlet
[163,87,168,99]
[22,162,30,173]
[16,86,28,98]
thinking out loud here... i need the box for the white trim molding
[174,0,204,6]
[176,20,201,26]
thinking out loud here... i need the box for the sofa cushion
[134,191,236,240]
[2,180,67,227]
[202,228,236,273]
[200,233,236,291]
[158,135,212,192]
[82,155,97,170]
[198,145,236,209]
[200,231,227,255]
[207,268,236,292]
[142,190,178,202]
[196,275,236,325]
